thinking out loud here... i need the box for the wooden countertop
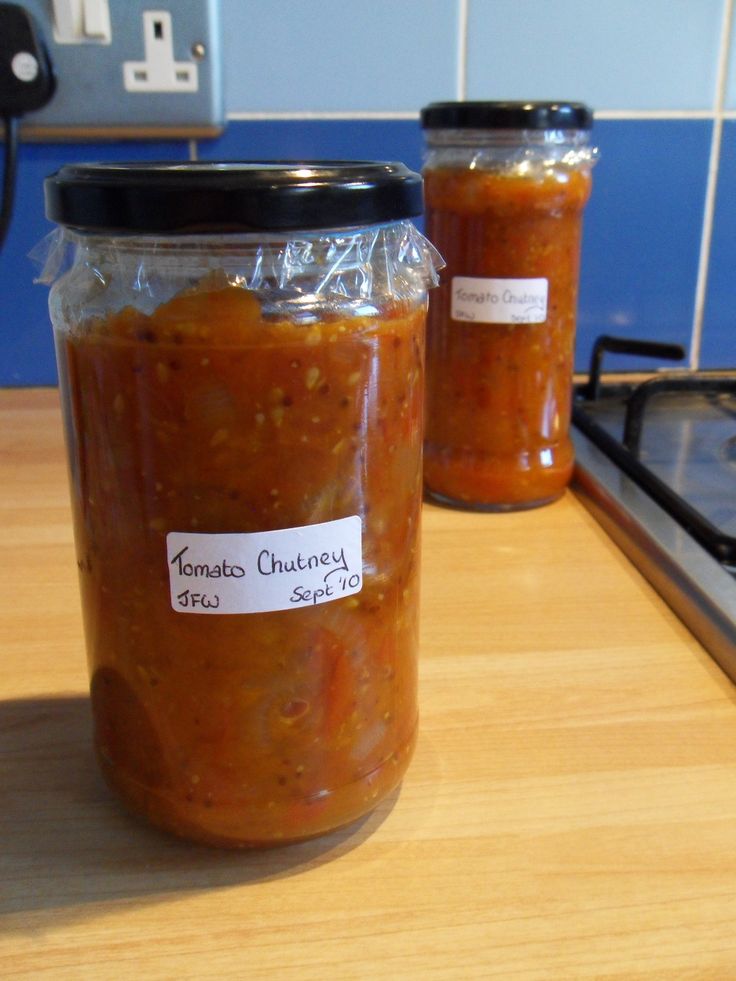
[3,387,736,979]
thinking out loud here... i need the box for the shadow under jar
[421,101,596,511]
[42,161,440,847]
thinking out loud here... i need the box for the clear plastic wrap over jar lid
[420,101,597,173]
[38,161,443,321]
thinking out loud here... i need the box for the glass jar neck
[424,127,591,149]
[423,128,597,171]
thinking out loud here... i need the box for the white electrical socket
[123,10,198,93]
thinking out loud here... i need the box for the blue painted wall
[3,0,736,384]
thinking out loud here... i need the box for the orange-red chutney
[423,166,592,509]
[57,283,425,847]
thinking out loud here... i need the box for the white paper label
[451,276,548,324]
[166,516,363,615]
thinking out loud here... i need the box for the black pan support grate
[573,336,736,567]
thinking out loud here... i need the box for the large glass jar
[42,162,440,847]
[421,102,596,510]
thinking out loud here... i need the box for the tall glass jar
[421,102,596,510]
[42,162,440,847]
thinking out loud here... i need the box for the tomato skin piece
[312,628,355,742]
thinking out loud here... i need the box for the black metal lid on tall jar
[420,101,593,131]
[44,161,425,235]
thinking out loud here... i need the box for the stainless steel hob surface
[571,336,736,682]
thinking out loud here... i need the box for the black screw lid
[44,161,424,234]
[421,101,593,131]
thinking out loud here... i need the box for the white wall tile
[221,0,460,114]
[465,0,725,112]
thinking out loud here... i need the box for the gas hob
[571,336,736,682]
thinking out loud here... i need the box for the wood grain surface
[3,387,736,979]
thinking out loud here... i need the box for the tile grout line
[596,109,721,120]
[225,109,736,122]
[456,0,469,100]
[689,0,734,370]
[226,111,420,121]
